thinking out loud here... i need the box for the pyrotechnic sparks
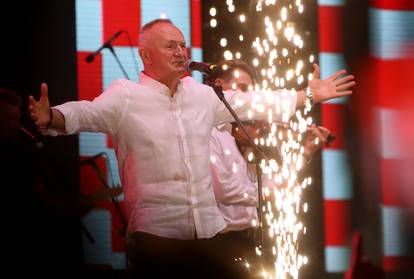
[208,1,316,278]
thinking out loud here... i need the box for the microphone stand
[86,30,130,80]
[106,44,130,80]
[87,160,128,236]
[208,83,282,251]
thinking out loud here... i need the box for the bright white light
[209,7,217,17]
[234,70,240,78]
[210,18,217,28]
[309,54,315,63]
[213,1,315,277]
[281,7,288,21]
[232,162,238,173]
[210,156,216,163]
[224,50,233,60]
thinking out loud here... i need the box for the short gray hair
[139,19,176,47]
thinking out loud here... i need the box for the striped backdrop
[318,0,352,274]
[370,0,414,274]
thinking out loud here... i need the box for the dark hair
[141,18,174,33]
[0,88,22,107]
[208,59,257,83]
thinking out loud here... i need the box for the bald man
[28,19,355,277]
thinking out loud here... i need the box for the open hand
[28,83,51,132]
[309,64,355,103]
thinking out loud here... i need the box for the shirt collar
[139,72,183,96]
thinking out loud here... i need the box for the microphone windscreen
[184,60,193,71]
[85,54,95,63]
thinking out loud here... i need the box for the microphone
[80,152,106,166]
[19,125,44,148]
[86,30,123,63]
[19,125,37,141]
[184,60,218,75]
[325,134,336,147]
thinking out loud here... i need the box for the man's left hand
[309,63,355,103]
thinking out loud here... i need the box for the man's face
[220,68,253,92]
[144,23,187,78]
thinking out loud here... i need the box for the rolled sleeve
[51,80,130,135]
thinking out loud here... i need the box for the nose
[174,45,186,57]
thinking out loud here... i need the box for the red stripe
[190,0,202,47]
[318,6,343,52]
[324,200,351,245]
[80,157,108,195]
[381,159,401,205]
[80,157,126,252]
[383,256,414,272]
[321,103,346,150]
[107,135,113,148]
[371,0,414,10]
[380,159,413,207]
[348,58,379,143]
[370,57,414,110]
[103,0,140,47]
[77,52,103,101]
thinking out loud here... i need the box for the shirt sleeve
[207,87,297,127]
[210,132,258,207]
[50,79,131,135]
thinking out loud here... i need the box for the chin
[175,68,186,76]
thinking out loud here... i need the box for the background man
[208,60,334,277]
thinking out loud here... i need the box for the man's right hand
[304,125,331,157]
[28,83,51,132]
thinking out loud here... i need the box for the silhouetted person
[0,88,80,277]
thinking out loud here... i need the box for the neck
[159,76,180,96]
[144,69,182,96]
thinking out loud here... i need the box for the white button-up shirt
[54,72,296,240]
[210,124,258,233]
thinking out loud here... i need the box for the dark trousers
[215,228,260,279]
[126,231,241,279]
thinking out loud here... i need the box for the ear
[214,78,225,87]
[139,48,151,64]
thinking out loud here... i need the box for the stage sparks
[208,1,316,278]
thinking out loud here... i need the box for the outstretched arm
[28,83,66,133]
[296,64,355,108]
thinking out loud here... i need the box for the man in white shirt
[28,19,354,277]
[208,60,333,278]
